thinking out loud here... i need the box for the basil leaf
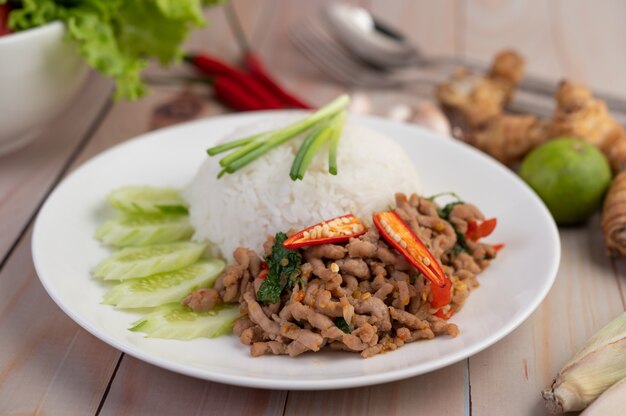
[256,232,301,305]
[334,317,351,334]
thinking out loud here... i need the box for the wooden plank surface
[470,216,626,414]
[0,227,121,415]
[284,362,468,416]
[0,73,111,263]
[462,0,626,96]
[2,1,626,415]
[369,0,460,57]
[99,356,287,416]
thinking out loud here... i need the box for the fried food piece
[436,49,525,128]
[470,114,549,165]
[548,81,626,173]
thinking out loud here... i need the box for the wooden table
[2,1,625,415]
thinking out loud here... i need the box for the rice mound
[185,117,420,260]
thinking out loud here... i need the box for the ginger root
[470,115,549,165]
[548,81,626,173]
[437,50,626,257]
[438,58,626,170]
[436,49,524,128]
[602,172,626,256]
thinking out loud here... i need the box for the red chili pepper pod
[187,54,240,78]
[213,76,267,111]
[283,214,367,249]
[0,4,11,36]
[187,54,285,110]
[373,211,451,309]
[244,52,313,109]
[466,218,497,241]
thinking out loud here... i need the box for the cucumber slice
[102,259,224,308]
[107,186,188,215]
[95,214,193,247]
[92,242,206,281]
[130,304,240,340]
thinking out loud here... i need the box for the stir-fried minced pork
[183,192,500,358]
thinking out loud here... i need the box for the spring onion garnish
[206,95,350,180]
[206,132,265,156]
[290,121,330,180]
[328,111,346,176]
[291,111,346,180]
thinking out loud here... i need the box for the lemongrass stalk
[543,312,626,413]
[580,376,626,415]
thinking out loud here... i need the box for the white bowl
[0,21,88,156]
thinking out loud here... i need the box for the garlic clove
[411,101,451,137]
[386,101,452,136]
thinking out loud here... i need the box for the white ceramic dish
[32,112,560,390]
[0,21,87,156]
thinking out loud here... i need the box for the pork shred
[183,192,499,358]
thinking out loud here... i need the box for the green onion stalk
[206,95,350,179]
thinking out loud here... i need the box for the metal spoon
[322,3,453,70]
[321,2,626,114]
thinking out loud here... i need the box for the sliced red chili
[258,269,269,280]
[373,211,451,309]
[434,308,455,320]
[466,218,497,241]
[282,214,367,249]
[492,243,505,252]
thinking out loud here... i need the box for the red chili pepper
[283,214,367,249]
[213,76,268,111]
[258,269,269,280]
[244,52,313,109]
[434,308,455,320]
[187,54,285,110]
[492,243,505,252]
[261,261,269,270]
[466,218,497,241]
[373,211,451,309]
[0,5,11,36]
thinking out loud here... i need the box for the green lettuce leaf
[4,0,221,100]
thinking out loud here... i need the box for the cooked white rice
[184,117,420,260]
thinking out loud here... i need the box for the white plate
[32,112,560,390]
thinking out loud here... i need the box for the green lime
[519,137,612,225]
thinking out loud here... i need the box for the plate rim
[32,110,561,390]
